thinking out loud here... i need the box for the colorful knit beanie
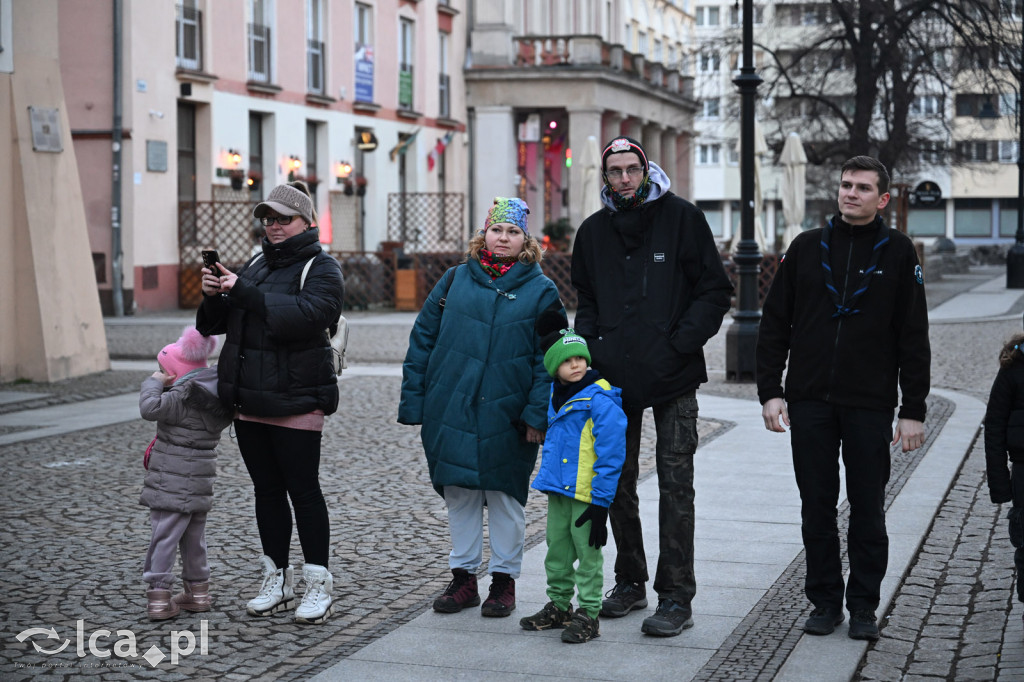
[484,197,530,236]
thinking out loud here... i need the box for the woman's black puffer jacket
[196,228,344,417]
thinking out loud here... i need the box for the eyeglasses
[605,166,645,180]
[259,215,296,226]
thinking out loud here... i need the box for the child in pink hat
[139,326,232,620]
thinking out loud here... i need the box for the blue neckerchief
[820,216,890,318]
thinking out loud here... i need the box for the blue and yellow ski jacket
[531,374,627,508]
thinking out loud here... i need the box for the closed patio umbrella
[780,131,808,252]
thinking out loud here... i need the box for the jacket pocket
[1008,410,1024,450]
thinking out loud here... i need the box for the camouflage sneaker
[432,568,480,613]
[520,601,574,631]
[561,611,600,643]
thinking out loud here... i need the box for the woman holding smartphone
[197,180,343,625]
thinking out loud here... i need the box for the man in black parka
[756,156,931,642]
[571,137,733,636]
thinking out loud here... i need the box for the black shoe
[520,601,573,631]
[432,568,480,613]
[848,610,880,641]
[803,607,844,635]
[600,581,647,618]
[561,611,600,643]
[480,572,516,617]
[641,598,693,637]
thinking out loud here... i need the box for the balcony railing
[308,39,325,94]
[248,23,271,83]
[509,35,692,98]
[176,4,202,71]
[439,73,451,118]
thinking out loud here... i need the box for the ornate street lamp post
[725,0,764,381]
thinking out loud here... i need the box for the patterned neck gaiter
[478,249,517,280]
[606,174,652,211]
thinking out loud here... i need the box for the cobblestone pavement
[1,265,1022,681]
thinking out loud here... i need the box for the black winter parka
[196,228,344,417]
[756,217,930,420]
[571,192,733,410]
[984,359,1024,504]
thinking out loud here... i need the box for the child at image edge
[520,311,627,643]
[985,331,1024,619]
[139,326,232,620]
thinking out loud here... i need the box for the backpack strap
[439,264,461,311]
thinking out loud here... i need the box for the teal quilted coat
[398,259,563,505]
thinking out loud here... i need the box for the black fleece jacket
[572,192,733,410]
[756,216,930,420]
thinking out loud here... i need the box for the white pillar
[568,107,604,229]
[472,105,518,228]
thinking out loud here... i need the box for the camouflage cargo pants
[609,390,698,605]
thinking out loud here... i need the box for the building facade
[60,0,468,314]
[690,0,1022,249]
[465,0,698,238]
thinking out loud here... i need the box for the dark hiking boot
[641,598,693,637]
[481,572,516,617]
[520,601,574,630]
[803,606,844,635]
[848,610,880,641]
[561,610,600,643]
[432,568,480,613]
[599,580,647,618]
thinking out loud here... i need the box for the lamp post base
[1008,243,1024,289]
[725,314,760,383]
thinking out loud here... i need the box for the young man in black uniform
[756,156,930,641]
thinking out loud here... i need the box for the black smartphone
[201,249,220,272]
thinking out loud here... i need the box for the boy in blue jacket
[520,312,627,643]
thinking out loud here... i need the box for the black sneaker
[520,601,574,631]
[481,572,516,617]
[641,598,693,637]
[803,606,844,635]
[561,611,600,643]
[848,610,880,641]
[432,568,480,613]
[600,581,647,618]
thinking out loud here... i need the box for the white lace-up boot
[294,563,334,624]
[246,556,295,616]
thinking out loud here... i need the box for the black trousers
[789,400,892,613]
[235,420,330,568]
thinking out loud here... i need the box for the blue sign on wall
[355,44,374,103]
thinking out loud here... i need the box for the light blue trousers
[443,486,525,577]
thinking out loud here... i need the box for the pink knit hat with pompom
[158,326,217,378]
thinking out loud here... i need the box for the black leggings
[235,420,330,568]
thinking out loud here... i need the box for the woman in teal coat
[399,197,563,619]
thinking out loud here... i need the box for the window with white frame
[702,98,720,118]
[637,31,648,56]
[439,32,451,118]
[729,4,763,25]
[1000,140,1020,163]
[695,5,720,26]
[1001,92,1020,117]
[654,39,662,63]
[910,95,942,117]
[918,140,946,165]
[248,0,272,82]
[307,0,324,94]
[697,143,721,165]
[176,0,202,71]
[354,3,373,102]
[699,51,721,72]
[727,143,739,165]
[399,18,414,110]
[624,23,633,51]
